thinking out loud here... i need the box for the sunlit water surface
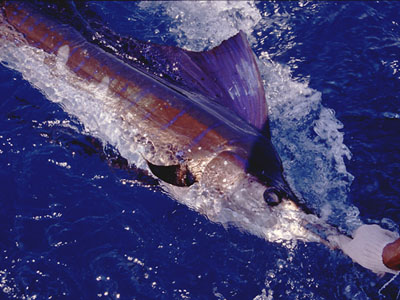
[0,1,399,299]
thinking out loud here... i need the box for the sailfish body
[0,2,329,242]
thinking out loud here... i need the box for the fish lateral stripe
[127,88,148,106]
[160,108,222,150]
[68,46,79,59]
[17,12,30,27]
[120,82,129,93]
[73,53,89,72]
[187,123,221,150]
[111,77,132,97]
[67,47,101,82]
[143,111,153,120]
[38,32,49,43]
[161,109,187,130]
[27,17,43,32]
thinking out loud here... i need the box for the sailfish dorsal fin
[178,31,268,133]
[95,30,269,135]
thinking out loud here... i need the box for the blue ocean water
[0,1,399,299]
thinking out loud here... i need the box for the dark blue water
[0,1,399,299]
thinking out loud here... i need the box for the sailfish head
[141,31,321,241]
[200,133,305,211]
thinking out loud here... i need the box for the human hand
[328,224,399,275]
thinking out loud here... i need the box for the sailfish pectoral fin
[146,160,196,187]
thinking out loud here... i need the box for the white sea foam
[258,57,358,229]
[139,1,261,51]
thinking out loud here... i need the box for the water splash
[258,56,357,230]
[139,1,261,51]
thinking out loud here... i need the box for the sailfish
[0,1,339,243]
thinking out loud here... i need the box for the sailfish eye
[263,187,282,206]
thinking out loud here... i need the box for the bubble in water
[139,1,261,51]
[257,56,355,229]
